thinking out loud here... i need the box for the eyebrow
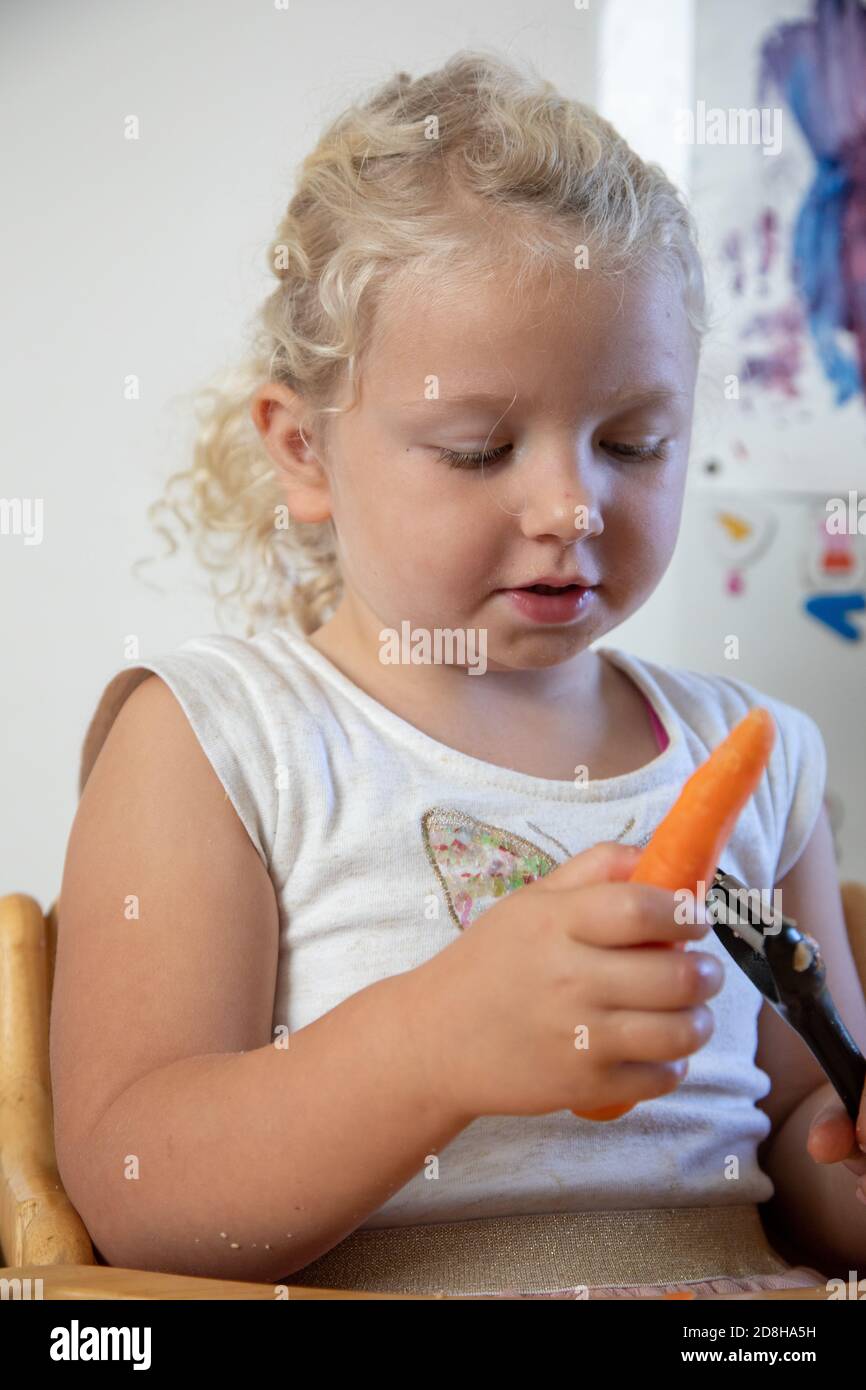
[394,386,686,411]
[395,392,518,411]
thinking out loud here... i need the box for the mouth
[498,581,597,624]
[519,582,584,595]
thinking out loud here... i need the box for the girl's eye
[602,441,669,461]
[437,444,512,470]
[435,440,669,469]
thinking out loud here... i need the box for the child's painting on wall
[690,0,866,494]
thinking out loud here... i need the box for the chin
[486,629,596,671]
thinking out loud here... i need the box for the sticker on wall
[706,500,777,594]
[803,499,864,587]
[801,497,866,640]
[804,592,865,639]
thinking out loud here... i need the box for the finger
[551,879,711,949]
[807,1098,861,1164]
[581,1057,689,1110]
[539,841,643,892]
[579,941,724,1010]
[807,1102,866,1176]
[597,1006,716,1063]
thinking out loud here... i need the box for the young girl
[51,50,866,1299]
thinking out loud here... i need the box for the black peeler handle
[784,988,866,1124]
[709,865,866,1125]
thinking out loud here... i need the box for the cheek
[607,486,681,575]
[334,464,450,575]
[331,454,414,553]
[366,460,493,553]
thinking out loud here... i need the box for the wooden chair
[3,886,866,1301]
[0,893,440,1300]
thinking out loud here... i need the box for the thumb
[807,1096,863,1166]
[539,840,644,893]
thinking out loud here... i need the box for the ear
[250,382,333,524]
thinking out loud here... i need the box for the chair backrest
[0,893,94,1266]
[45,898,58,1006]
[841,882,866,1001]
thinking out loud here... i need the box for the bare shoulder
[52,672,280,1169]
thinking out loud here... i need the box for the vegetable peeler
[706,866,866,1122]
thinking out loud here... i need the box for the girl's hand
[403,840,724,1122]
[806,1085,866,1205]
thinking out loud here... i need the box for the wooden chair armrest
[0,894,94,1266]
[841,881,866,1003]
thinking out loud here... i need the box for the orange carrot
[628,706,776,895]
[572,707,776,1121]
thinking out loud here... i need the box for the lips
[511,575,597,592]
[522,582,584,595]
[499,581,596,624]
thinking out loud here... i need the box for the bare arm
[755,807,866,1271]
[76,975,466,1282]
[761,1081,866,1273]
[51,675,466,1283]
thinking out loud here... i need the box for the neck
[308,590,603,714]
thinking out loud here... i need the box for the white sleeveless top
[83,625,827,1226]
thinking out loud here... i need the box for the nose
[515,445,604,544]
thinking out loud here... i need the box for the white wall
[1,0,603,900]
[593,0,696,666]
[4,0,860,904]
[598,0,864,880]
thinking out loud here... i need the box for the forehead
[366,257,697,412]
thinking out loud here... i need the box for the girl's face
[274,255,698,674]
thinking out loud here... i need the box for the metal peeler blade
[706,866,866,1122]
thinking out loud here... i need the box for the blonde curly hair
[136,47,707,638]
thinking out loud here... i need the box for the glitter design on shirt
[421,806,653,933]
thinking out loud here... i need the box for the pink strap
[643,694,669,752]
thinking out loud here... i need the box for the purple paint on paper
[741,302,806,339]
[739,302,807,398]
[740,344,803,398]
[757,208,780,279]
[723,228,746,295]
[759,0,866,404]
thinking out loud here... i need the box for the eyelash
[437,445,512,469]
[436,442,669,470]
[607,442,669,463]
